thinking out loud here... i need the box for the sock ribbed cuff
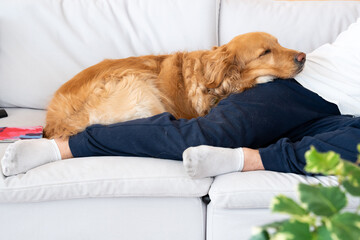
[235,147,244,171]
[50,139,62,161]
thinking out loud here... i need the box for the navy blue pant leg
[260,115,360,175]
[68,79,340,161]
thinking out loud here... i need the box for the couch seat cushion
[0,108,213,203]
[209,171,360,209]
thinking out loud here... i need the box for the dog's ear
[204,46,243,89]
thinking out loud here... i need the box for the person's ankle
[242,148,264,171]
[54,138,73,159]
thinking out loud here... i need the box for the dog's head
[205,32,305,90]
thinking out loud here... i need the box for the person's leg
[55,138,73,159]
[182,115,360,178]
[1,139,62,176]
[1,136,264,177]
[1,79,340,176]
[182,146,263,178]
[260,115,360,175]
[68,79,340,159]
[0,137,73,176]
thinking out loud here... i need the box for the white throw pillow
[295,18,360,116]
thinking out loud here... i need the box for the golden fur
[44,32,305,139]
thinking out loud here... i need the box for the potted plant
[251,145,360,240]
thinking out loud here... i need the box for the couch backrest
[1,0,360,110]
[219,0,360,53]
[0,0,217,109]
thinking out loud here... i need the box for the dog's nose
[295,52,306,64]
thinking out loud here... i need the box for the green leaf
[259,219,289,231]
[272,220,311,240]
[250,228,270,240]
[298,184,346,217]
[252,220,288,240]
[342,160,360,177]
[357,144,360,153]
[343,180,360,196]
[271,195,308,216]
[327,212,360,240]
[317,226,332,240]
[305,146,341,175]
[341,161,360,196]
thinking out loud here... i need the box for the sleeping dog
[44,32,306,139]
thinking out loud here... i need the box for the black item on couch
[0,109,8,119]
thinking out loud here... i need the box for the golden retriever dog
[44,32,306,139]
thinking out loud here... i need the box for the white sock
[1,139,62,176]
[182,145,244,179]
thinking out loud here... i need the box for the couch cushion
[209,171,360,209]
[0,156,213,203]
[0,0,217,109]
[0,198,207,240]
[219,0,360,53]
[0,108,213,203]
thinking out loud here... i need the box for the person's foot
[182,145,244,179]
[1,139,62,176]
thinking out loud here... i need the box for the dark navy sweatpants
[68,79,360,175]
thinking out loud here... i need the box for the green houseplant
[251,145,360,240]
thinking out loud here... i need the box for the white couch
[1,0,360,239]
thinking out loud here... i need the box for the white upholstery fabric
[296,18,360,116]
[219,0,360,53]
[0,197,206,240]
[207,196,360,240]
[0,109,213,202]
[208,171,360,209]
[0,156,213,203]
[0,108,46,127]
[0,0,217,109]
[207,203,287,240]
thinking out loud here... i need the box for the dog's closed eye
[259,49,271,57]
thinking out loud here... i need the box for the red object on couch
[0,126,43,142]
